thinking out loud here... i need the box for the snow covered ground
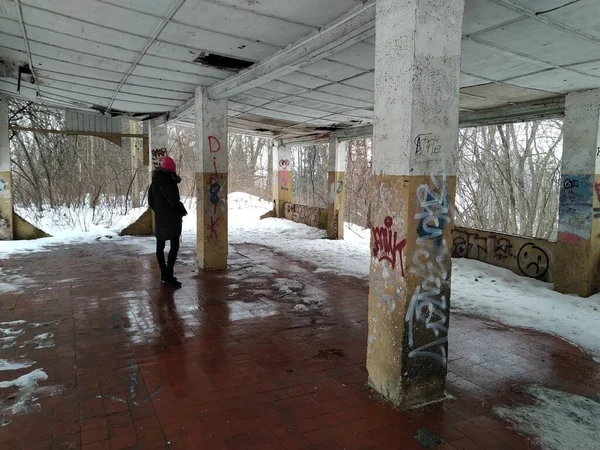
[494,385,600,450]
[3,193,600,363]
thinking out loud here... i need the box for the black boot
[161,267,182,288]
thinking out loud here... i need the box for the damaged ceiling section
[0,0,599,141]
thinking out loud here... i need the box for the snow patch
[494,385,600,450]
[0,368,63,421]
[0,359,35,371]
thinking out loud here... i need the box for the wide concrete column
[195,87,228,270]
[0,96,12,240]
[555,89,600,297]
[366,0,463,408]
[327,137,347,239]
[274,140,292,217]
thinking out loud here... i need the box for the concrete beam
[167,1,375,118]
[278,97,566,146]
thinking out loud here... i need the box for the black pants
[156,238,180,279]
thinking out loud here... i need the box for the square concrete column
[148,117,168,177]
[0,96,12,240]
[195,87,228,270]
[555,89,600,297]
[327,137,347,239]
[274,140,292,217]
[366,0,464,408]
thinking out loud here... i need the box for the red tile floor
[0,240,599,449]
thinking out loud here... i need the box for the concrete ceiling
[0,0,599,140]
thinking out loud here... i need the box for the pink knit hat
[161,156,176,172]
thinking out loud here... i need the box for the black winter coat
[148,169,188,240]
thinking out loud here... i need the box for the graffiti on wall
[284,203,321,228]
[406,175,451,369]
[0,178,7,192]
[452,228,551,280]
[332,209,339,240]
[371,216,407,275]
[151,147,167,169]
[336,179,344,194]
[558,174,593,241]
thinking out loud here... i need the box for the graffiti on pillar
[151,148,167,169]
[278,159,291,192]
[0,178,7,192]
[204,135,226,242]
[558,174,593,241]
[336,180,344,194]
[371,216,407,276]
[332,209,339,239]
[208,216,219,239]
[414,134,441,159]
[406,175,451,369]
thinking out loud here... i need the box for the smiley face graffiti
[517,243,550,279]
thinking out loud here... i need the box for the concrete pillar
[366,0,464,408]
[327,137,347,239]
[0,96,12,240]
[555,89,600,297]
[195,87,228,270]
[149,117,168,178]
[274,140,292,217]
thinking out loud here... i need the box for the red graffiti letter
[208,136,221,153]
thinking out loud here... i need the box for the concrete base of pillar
[0,170,13,239]
[13,213,51,240]
[119,207,154,237]
[367,174,455,408]
[196,172,228,270]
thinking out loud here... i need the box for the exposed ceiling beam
[206,1,376,100]
[105,0,187,114]
[279,97,566,145]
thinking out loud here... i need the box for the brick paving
[0,240,598,449]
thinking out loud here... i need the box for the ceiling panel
[158,21,280,61]
[20,0,160,37]
[299,60,366,82]
[208,0,364,28]
[279,96,351,114]
[130,65,218,85]
[567,60,600,78]
[509,68,600,93]
[0,0,17,20]
[460,72,489,88]
[138,55,227,80]
[315,83,373,103]
[97,0,182,17]
[297,90,372,109]
[326,42,375,71]
[460,82,558,104]
[544,0,600,41]
[25,26,139,62]
[276,72,331,90]
[340,72,374,91]
[475,18,600,66]
[0,17,22,36]
[125,76,196,93]
[119,84,192,101]
[21,5,147,51]
[173,1,314,47]
[460,39,550,81]
[462,0,524,36]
